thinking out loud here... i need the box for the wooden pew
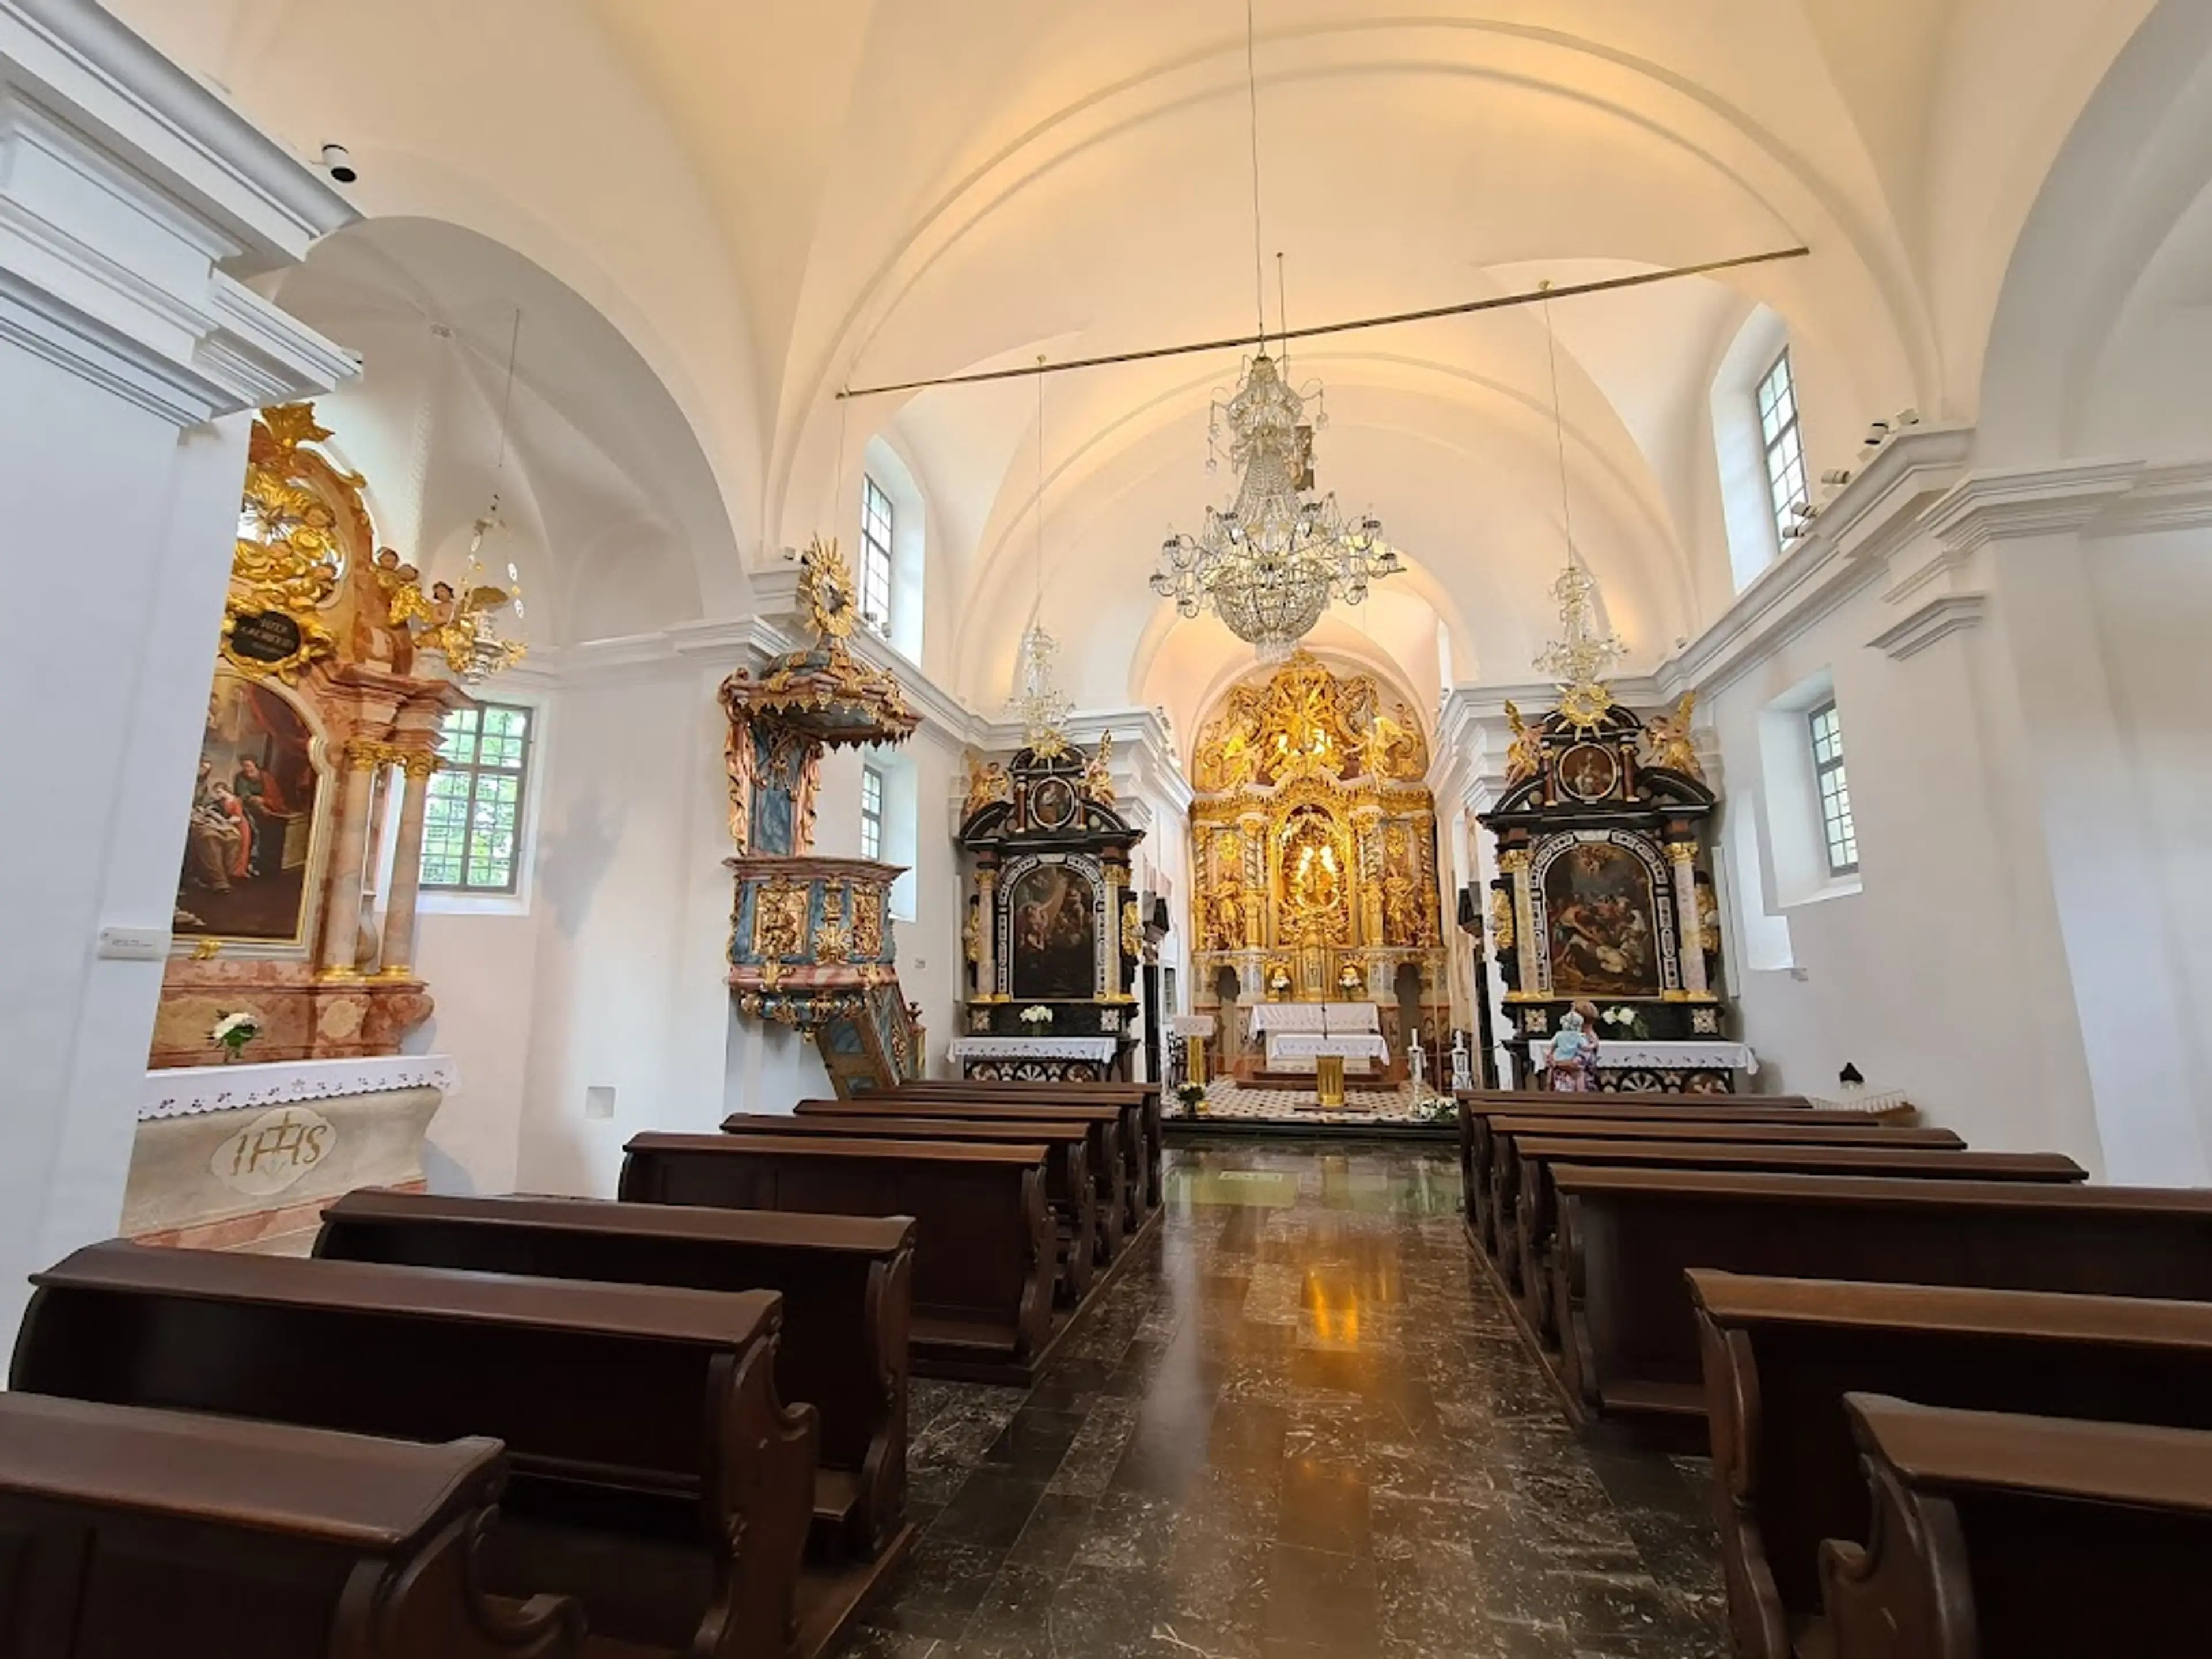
[1820,1395,2212,1659]
[1551,1168,2212,1438]
[10,1240,816,1659]
[794,1097,1130,1259]
[872,1081,1162,1212]
[724,1113,1093,1302]
[1457,1095,1886,1248]
[0,1393,583,1659]
[1487,1117,1964,1289]
[1692,1271,2212,1659]
[1511,1138,2061,1345]
[315,1189,914,1563]
[622,1132,1056,1384]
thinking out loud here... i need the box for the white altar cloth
[1168,1015,1216,1039]
[1532,1040,1756,1075]
[1269,1033,1390,1070]
[142,1054,459,1122]
[1249,1002,1380,1037]
[949,1036,1119,1064]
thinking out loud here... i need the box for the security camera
[1863,419,1891,447]
[320,143,357,184]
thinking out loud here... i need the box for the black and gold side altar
[1479,685,1729,1087]
[1186,652,1449,1074]
[955,736,1144,1081]
[722,540,925,1094]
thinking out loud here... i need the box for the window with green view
[421,702,533,892]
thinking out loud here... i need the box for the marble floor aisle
[846,1142,1728,1659]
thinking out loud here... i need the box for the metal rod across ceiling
[836,244,1810,400]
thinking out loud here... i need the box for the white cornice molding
[1655,426,1974,702]
[0,9,358,423]
[0,1,355,262]
[1925,459,2145,553]
[1868,594,1987,661]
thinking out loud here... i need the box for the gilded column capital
[396,749,445,781]
[343,737,396,772]
[1498,848,1531,875]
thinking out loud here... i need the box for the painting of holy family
[175,672,323,942]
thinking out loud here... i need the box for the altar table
[1250,1002,1381,1070]
[1529,1039,1755,1094]
[949,1035,1122,1084]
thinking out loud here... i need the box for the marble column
[1669,843,1708,997]
[975,866,999,999]
[1499,848,1537,994]
[319,738,388,978]
[377,750,442,979]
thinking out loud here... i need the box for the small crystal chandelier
[1533,284,1624,728]
[1009,358,1073,755]
[1149,1,1400,663]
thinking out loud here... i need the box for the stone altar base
[124,1085,444,1253]
[150,957,433,1067]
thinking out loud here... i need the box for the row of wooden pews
[0,1078,1161,1659]
[1457,1086,2212,1658]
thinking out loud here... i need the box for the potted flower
[1018,1005,1054,1031]
[210,1009,262,1063]
[1176,1081,1209,1119]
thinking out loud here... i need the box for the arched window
[1709,306,1796,592]
[858,435,927,661]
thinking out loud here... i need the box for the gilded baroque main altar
[1187,652,1448,1074]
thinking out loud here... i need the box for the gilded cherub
[1503,700,1543,783]
[961,751,1013,820]
[1644,691,1705,781]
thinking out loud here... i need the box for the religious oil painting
[1007,862,1097,999]
[1543,840,1661,997]
[176,671,324,944]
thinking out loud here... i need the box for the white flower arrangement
[1598,1005,1648,1038]
[1018,1005,1054,1029]
[210,1009,263,1059]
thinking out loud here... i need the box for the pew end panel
[0,1393,586,1659]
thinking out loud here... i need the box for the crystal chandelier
[1533,284,1624,728]
[1148,0,1400,663]
[1152,351,1400,662]
[1008,357,1073,755]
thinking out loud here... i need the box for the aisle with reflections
[849,1143,1727,1658]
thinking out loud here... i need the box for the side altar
[1185,652,1449,1078]
[1479,682,1743,1092]
[955,736,1143,1082]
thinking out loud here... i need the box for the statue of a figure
[1489,885,1516,953]
[1504,701,1543,784]
[961,752,1013,820]
[1645,692,1705,781]
[1082,731,1117,804]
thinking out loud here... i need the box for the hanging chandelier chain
[493,306,521,483]
[1540,285,1577,569]
[1035,354,1046,616]
[1245,0,1267,340]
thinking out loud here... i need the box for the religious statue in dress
[1544,1001,1603,1092]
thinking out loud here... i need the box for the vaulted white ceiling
[115,0,2176,717]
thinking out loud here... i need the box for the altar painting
[1008,862,1098,999]
[176,671,323,944]
[1542,841,1661,997]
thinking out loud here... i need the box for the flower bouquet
[1175,1081,1209,1118]
[1018,1005,1054,1030]
[1597,1005,1650,1041]
[210,1009,262,1063]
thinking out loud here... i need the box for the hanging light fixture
[1149,0,1400,663]
[1531,283,1625,728]
[1009,357,1073,754]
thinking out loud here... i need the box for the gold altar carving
[1643,691,1705,781]
[1188,653,1448,1060]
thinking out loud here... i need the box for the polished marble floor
[846,1142,1727,1659]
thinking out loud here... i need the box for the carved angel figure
[1504,701,1544,783]
[1644,692,1705,781]
[1083,732,1118,805]
[961,752,1013,820]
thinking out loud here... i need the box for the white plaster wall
[1699,552,2105,1166]
[0,373,256,1340]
